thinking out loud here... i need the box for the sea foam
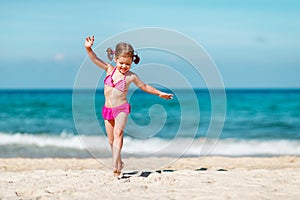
[1,132,300,157]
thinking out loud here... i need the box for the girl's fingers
[85,36,94,43]
[167,94,174,99]
[161,94,173,99]
[85,36,94,45]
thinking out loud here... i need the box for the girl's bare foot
[114,161,124,175]
[113,169,121,176]
[112,163,119,176]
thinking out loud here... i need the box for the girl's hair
[106,42,140,64]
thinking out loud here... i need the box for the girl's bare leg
[104,120,115,151]
[104,120,117,171]
[113,112,128,174]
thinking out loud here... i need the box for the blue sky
[0,0,299,89]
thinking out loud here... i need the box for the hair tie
[133,53,140,64]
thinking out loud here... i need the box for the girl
[85,36,173,175]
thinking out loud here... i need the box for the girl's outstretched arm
[85,36,109,71]
[133,74,173,99]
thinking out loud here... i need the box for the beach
[1,156,299,200]
[1,90,300,199]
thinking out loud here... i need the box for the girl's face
[115,56,132,74]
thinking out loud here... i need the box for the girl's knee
[114,128,123,138]
[108,139,113,146]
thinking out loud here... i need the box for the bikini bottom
[102,102,131,120]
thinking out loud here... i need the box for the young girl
[85,36,173,175]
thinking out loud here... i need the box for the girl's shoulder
[126,70,138,81]
[106,64,115,73]
[127,70,138,77]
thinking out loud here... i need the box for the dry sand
[0,156,299,200]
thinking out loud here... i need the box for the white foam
[1,132,300,156]
[209,139,300,156]
[123,137,300,156]
[0,132,86,150]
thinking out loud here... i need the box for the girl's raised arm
[85,36,109,71]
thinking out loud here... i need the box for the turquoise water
[0,89,300,157]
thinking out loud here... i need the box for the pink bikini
[103,67,127,92]
[102,67,130,120]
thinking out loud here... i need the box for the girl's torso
[103,65,134,108]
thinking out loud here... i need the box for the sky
[0,0,299,89]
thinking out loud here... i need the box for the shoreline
[1,156,299,171]
[1,156,299,199]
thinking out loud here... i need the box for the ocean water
[0,89,300,158]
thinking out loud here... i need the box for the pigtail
[133,53,140,64]
[106,48,114,61]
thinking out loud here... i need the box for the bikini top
[104,67,127,92]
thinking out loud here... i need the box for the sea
[0,89,300,158]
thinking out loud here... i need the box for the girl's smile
[118,65,129,74]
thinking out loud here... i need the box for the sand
[0,156,299,199]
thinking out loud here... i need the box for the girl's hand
[159,92,173,100]
[85,36,94,48]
